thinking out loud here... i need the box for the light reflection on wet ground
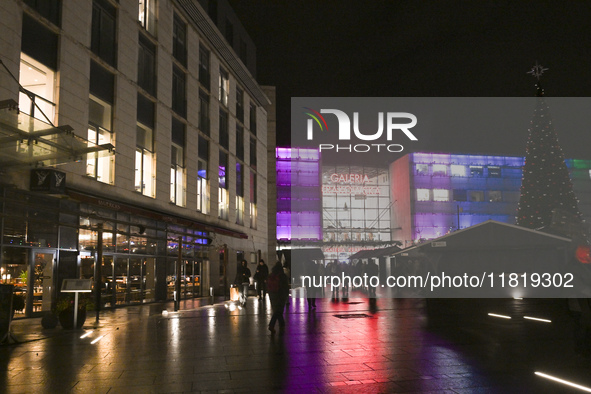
[2,294,590,393]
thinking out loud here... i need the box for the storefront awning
[0,99,114,169]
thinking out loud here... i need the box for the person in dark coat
[366,260,379,298]
[254,259,269,300]
[268,262,290,333]
[235,260,251,304]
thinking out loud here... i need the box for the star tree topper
[527,62,549,80]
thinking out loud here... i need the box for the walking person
[235,259,251,306]
[305,261,317,309]
[267,262,289,334]
[254,259,269,300]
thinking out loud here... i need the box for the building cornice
[175,0,271,107]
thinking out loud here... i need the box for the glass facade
[276,148,322,241]
[0,186,210,318]
[322,165,391,262]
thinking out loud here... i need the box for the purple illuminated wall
[395,153,526,243]
[276,148,322,241]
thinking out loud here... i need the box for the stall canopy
[0,99,114,169]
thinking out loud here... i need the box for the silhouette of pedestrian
[268,262,289,334]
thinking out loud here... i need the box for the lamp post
[174,235,182,311]
[94,223,103,325]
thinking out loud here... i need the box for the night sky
[228,1,591,159]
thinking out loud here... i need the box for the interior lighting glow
[80,331,93,339]
[524,316,551,323]
[90,335,104,344]
[488,313,511,319]
[535,372,591,392]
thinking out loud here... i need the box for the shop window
[453,189,467,202]
[470,165,484,177]
[432,164,447,176]
[451,165,466,177]
[417,189,430,201]
[236,125,244,161]
[433,189,449,202]
[488,190,502,202]
[469,190,485,202]
[86,95,113,184]
[138,33,156,96]
[219,150,229,220]
[199,47,210,90]
[138,0,157,36]
[218,67,229,107]
[172,65,186,118]
[19,53,56,123]
[236,87,244,123]
[198,90,210,135]
[91,0,116,66]
[135,123,155,197]
[416,164,429,175]
[197,136,209,214]
[170,119,185,206]
[219,109,229,149]
[172,13,187,66]
[488,166,501,177]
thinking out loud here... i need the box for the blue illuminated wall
[391,153,591,246]
[276,147,322,241]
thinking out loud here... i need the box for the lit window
[135,123,155,197]
[250,172,257,229]
[488,190,502,202]
[236,163,244,225]
[417,189,430,201]
[432,164,447,176]
[433,189,449,202]
[219,67,229,107]
[138,0,157,35]
[470,166,484,176]
[197,136,209,214]
[19,53,55,123]
[218,151,229,220]
[451,165,466,177]
[87,96,113,184]
[469,190,484,202]
[416,164,429,175]
[170,119,185,206]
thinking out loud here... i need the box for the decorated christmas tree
[516,63,582,229]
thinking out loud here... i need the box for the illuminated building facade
[276,148,322,241]
[0,0,271,317]
[322,165,392,262]
[390,153,591,246]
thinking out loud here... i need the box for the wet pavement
[2,293,591,393]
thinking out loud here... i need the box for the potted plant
[56,295,94,329]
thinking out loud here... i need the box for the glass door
[114,257,128,304]
[129,257,143,303]
[32,250,56,314]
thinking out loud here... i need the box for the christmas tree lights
[516,65,581,229]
